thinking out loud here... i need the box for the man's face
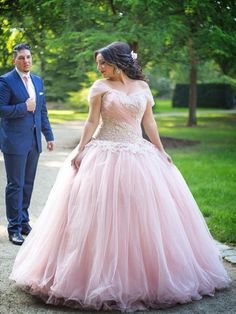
[13,49,32,73]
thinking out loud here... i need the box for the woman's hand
[161,150,173,164]
[71,150,84,169]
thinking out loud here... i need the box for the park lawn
[154,99,186,113]
[157,113,236,244]
[155,98,233,114]
[48,108,236,244]
[48,110,87,124]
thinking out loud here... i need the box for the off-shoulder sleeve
[145,85,155,107]
[88,80,108,102]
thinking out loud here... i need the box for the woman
[10,42,231,311]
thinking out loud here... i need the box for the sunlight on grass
[160,122,176,128]
[49,110,77,115]
[155,99,187,113]
[48,110,88,123]
[155,98,236,115]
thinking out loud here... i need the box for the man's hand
[26,98,36,112]
[47,141,54,151]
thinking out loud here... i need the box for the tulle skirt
[10,139,231,311]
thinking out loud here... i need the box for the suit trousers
[3,130,39,235]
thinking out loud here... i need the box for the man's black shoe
[21,224,32,236]
[9,233,24,245]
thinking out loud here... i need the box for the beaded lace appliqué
[86,139,157,154]
[89,89,155,153]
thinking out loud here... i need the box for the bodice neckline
[106,87,147,98]
[101,79,147,98]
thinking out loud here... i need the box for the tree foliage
[0,0,235,123]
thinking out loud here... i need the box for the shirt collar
[15,67,31,79]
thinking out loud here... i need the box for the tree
[146,0,236,126]
[0,0,235,117]
[104,0,235,125]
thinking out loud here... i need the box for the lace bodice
[89,80,154,144]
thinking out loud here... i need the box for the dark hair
[13,43,31,58]
[95,42,146,81]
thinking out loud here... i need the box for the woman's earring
[115,67,121,74]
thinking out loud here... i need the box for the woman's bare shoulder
[92,79,109,87]
[136,80,150,89]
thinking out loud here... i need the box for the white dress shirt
[16,67,36,101]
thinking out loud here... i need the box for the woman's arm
[71,94,101,168]
[142,103,172,163]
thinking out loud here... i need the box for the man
[0,43,54,245]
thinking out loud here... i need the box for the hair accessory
[131,51,137,60]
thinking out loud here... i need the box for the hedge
[172,84,234,109]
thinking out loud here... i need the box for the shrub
[172,83,234,109]
[66,88,90,112]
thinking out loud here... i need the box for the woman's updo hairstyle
[95,42,146,81]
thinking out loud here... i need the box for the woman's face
[96,53,115,79]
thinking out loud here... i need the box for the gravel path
[0,121,235,314]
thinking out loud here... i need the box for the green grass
[48,110,87,124]
[154,99,187,113]
[157,114,236,244]
[48,108,236,244]
[155,98,234,114]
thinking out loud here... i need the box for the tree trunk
[188,37,197,127]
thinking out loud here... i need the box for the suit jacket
[0,69,54,154]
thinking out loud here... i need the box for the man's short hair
[13,43,31,58]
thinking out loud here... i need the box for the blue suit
[0,69,54,235]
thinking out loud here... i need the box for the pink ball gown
[10,79,231,311]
